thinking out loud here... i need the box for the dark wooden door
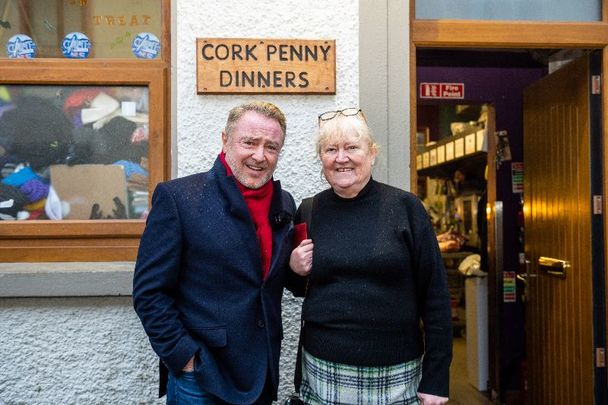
[523,54,604,404]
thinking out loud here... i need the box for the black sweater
[297,179,452,397]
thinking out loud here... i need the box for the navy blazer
[133,158,296,403]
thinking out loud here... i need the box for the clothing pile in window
[0,86,149,220]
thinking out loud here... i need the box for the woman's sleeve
[411,198,453,397]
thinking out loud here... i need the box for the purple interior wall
[417,65,545,395]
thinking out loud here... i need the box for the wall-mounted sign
[503,271,516,303]
[512,162,524,194]
[419,82,464,99]
[196,38,336,94]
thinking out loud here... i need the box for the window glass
[416,0,601,21]
[0,0,161,59]
[0,85,149,220]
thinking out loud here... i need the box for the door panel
[523,56,594,404]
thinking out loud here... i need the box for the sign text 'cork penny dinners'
[196,38,336,94]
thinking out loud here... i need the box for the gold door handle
[516,274,527,284]
[538,256,570,278]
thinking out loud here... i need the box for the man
[133,101,296,404]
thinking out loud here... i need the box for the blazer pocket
[190,327,227,348]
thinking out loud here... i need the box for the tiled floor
[448,337,493,405]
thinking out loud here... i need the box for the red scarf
[219,153,273,280]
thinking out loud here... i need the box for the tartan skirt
[300,349,422,405]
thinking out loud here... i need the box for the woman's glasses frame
[318,108,367,126]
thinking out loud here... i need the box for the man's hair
[224,101,287,137]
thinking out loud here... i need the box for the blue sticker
[61,32,91,59]
[131,32,160,59]
[6,34,36,59]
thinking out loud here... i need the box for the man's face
[222,111,285,189]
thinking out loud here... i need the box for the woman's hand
[417,392,449,405]
[290,239,314,276]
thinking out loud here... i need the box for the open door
[523,54,606,404]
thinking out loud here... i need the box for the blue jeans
[167,371,229,405]
[166,370,274,405]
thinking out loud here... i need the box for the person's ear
[221,131,228,152]
[370,144,378,165]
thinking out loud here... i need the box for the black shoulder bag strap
[293,197,314,398]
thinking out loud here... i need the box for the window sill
[0,262,134,297]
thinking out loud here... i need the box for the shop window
[0,0,162,59]
[0,0,169,262]
[415,0,601,22]
[1,85,150,221]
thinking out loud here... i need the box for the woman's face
[320,133,376,198]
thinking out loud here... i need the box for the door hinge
[593,195,602,215]
[596,347,606,368]
[592,75,601,95]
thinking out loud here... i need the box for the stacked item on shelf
[437,229,466,252]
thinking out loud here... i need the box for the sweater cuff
[163,334,199,375]
[418,357,450,397]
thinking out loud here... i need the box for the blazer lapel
[211,158,252,224]
[210,158,262,280]
[210,157,292,282]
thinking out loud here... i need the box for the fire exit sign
[420,82,464,99]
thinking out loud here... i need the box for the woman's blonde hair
[315,112,379,157]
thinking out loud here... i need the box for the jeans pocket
[167,371,216,405]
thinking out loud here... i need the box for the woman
[290,108,452,405]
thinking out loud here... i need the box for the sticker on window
[61,32,91,59]
[6,34,36,59]
[131,32,160,59]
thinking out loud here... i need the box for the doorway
[413,48,607,404]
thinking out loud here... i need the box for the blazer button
[257,320,265,328]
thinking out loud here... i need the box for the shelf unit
[417,127,487,179]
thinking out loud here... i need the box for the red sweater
[219,153,273,279]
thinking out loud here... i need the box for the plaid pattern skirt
[300,349,422,405]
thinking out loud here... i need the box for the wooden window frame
[0,0,171,262]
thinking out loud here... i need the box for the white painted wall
[0,297,162,404]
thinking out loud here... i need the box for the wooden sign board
[196,38,336,94]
